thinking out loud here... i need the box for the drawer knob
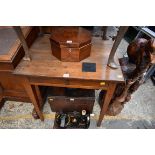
[100,82,105,86]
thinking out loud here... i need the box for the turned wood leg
[32,85,44,119]
[23,78,44,121]
[97,83,116,127]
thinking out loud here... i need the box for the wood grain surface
[14,35,124,83]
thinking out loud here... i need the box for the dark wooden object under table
[48,87,95,113]
[13,34,125,126]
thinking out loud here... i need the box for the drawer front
[61,48,79,62]
[68,79,108,89]
[29,77,108,90]
[48,97,94,113]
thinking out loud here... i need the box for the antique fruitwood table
[13,34,124,127]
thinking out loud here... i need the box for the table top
[14,35,124,83]
[0,27,17,56]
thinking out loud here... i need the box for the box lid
[50,27,92,48]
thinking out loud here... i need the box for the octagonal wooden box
[50,27,92,62]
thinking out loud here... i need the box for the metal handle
[100,82,106,86]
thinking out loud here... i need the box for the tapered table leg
[0,84,4,109]
[32,85,44,119]
[0,95,5,110]
[97,83,116,127]
[23,78,44,121]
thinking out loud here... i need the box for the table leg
[0,83,4,109]
[32,85,44,119]
[0,95,2,103]
[97,83,116,127]
[23,78,44,121]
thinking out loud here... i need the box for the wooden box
[50,27,92,62]
[48,87,95,113]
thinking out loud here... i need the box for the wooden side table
[13,34,125,127]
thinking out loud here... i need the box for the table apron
[28,77,109,90]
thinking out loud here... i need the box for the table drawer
[29,77,108,89]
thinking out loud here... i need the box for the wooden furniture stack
[0,27,39,107]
